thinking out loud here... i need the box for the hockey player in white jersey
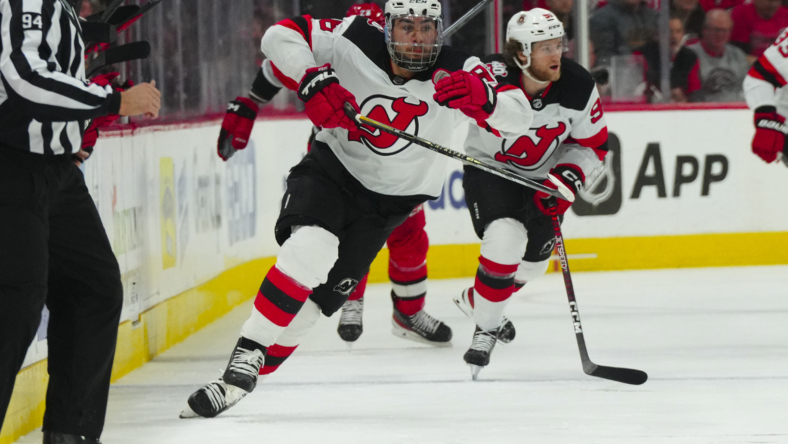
[217,3,448,351]
[452,9,609,379]
[181,0,532,418]
[743,29,788,165]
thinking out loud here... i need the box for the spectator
[699,0,743,12]
[673,0,706,40]
[545,0,575,40]
[589,0,659,66]
[731,0,788,62]
[634,16,701,102]
[688,9,750,101]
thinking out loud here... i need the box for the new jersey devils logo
[494,122,568,170]
[348,95,429,156]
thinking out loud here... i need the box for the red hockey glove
[534,165,584,216]
[217,97,259,161]
[433,70,497,121]
[78,73,126,164]
[752,107,787,163]
[298,64,359,131]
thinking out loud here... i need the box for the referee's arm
[0,0,121,122]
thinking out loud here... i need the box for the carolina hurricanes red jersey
[744,29,788,113]
[465,56,608,182]
[261,16,532,198]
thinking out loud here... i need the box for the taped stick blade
[547,173,575,202]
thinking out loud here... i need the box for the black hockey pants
[0,148,123,439]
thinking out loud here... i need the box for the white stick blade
[547,173,575,202]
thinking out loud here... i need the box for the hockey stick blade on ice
[344,103,574,201]
[547,197,648,386]
[443,0,494,38]
[86,41,151,77]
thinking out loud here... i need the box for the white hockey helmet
[384,0,444,72]
[506,9,565,70]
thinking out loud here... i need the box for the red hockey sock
[259,343,298,375]
[474,256,517,303]
[254,266,311,327]
[347,274,368,301]
[392,293,425,316]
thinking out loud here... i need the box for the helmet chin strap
[514,45,550,86]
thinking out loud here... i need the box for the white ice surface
[16,266,788,444]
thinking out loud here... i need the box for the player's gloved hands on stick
[752,106,787,164]
[217,97,259,161]
[534,165,584,216]
[433,70,496,121]
[298,63,359,131]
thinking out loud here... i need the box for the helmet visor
[527,37,568,60]
[386,15,443,72]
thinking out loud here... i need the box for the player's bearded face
[525,39,563,82]
[390,17,440,63]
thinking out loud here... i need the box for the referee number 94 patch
[22,13,43,30]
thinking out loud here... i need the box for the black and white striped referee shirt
[0,0,121,155]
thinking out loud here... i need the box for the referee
[0,0,160,442]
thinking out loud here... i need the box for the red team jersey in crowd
[262,15,532,198]
[465,56,608,183]
[731,3,788,58]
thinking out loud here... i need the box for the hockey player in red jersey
[743,29,788,166]
[452,9,609,379]
[216,3,443,347]
[182,0,533,418]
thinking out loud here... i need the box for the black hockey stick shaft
[86,41,150,77]
[343,103,573,200]
[547,198,648,385]
[443,0,494,38]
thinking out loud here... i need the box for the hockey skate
[43,432,101,444]
[391,292,452,346]
[180,338,265,418]
[464,326,499,380]
[337,297,364,344]
[453,288,516,343]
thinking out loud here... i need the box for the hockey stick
[86,41,151,77]
[443,0,495,39]
[86,0,165,55]
[343,103,574,201]
[547,197,648,385]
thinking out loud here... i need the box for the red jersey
[731,3,788,58]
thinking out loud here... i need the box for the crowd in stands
[524,0,786,103]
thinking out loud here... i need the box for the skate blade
[179,403,200,419]
[391,324,452,348]
[452,293,474,320]
[468,365,483,381]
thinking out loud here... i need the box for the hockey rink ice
[15,265,788,443]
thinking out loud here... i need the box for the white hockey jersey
[744,29,788,116]
[260,15,532,198]
[464,56,608,183]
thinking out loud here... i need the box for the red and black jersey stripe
[749,57,788,89]
[277,15,313,50]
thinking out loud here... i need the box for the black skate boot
[43,432,101,444]
[391,292,452,346]
[453,287,516,344]
[464,326,499,381]
[337,297,364,343]
[180,338,265,419]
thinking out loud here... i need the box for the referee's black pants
[0,149,123,439]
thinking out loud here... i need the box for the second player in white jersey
[453,9,609,379]
[743,28,788,166]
